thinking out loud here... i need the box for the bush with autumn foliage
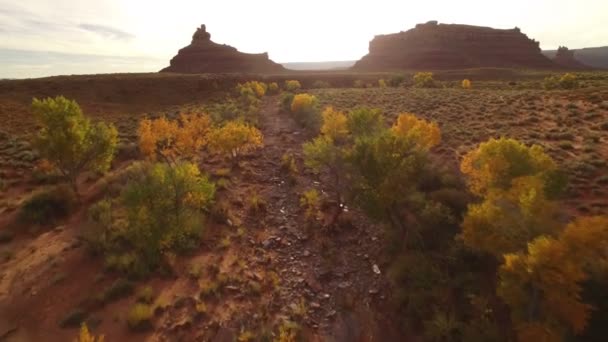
[303,107,443,232]
[413,72,436,88]
[208,121,263,165]
[31,96,118,195]
[460,137,608,341]
[284,80,301,92]
[85,161,216,276]
[299,101,608,341]
[290,93,321,131]
[138,113,212,164]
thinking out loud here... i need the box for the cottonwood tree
[121,162,216,273]
[460,138,564,257]
[348,113,441,243]
[303,107,350,205]
[498,216,608,342]
[32,96,118,196]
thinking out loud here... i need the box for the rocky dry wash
[353,21,556,70]
[161,25,285,74]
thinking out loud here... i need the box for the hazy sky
[1,0,606,78]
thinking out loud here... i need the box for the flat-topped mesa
[160,24,285,73]
[353,21,557,70]
[552,46,588,69]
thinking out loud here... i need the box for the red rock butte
[552,46,588,69]
[353,21,557,70]
[161,25,285,73]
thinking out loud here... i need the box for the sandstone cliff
[161,25,285,74]
[353,21,556,70]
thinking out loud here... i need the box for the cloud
[78,23,134,40]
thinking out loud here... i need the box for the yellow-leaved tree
[391,113,441,150]
[319,106,349,141]
[461,175,562,257]
[460,138,558,197]
[208,121,263,165]
[32,96,118,196]
[498,216,608,342]
[138,113,211,164]
[462,79,472,89]
[460,138,565,257]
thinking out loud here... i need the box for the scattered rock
[338,281,351,289]
[305,274,323,292]
[372,264,381,275]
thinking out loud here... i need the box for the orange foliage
[391,113,441,150]
[138,113,211,163]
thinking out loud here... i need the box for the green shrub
[236,81,267,98]
[208,100,240,123]
[101,278,134,304]
[126,303,153,331]
[280,92,295,112]
[543,75,560,90]
[346,107,385,138]
[267,82,280,94]
[413,72,435,88]
[19,185,76,224]
[290,94,321,131]
[284,80,301,92]
[388,74,405,87]
[120,162,215,273]
[544,73,580,90]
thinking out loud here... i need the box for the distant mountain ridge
[543,46,608,69]
[282,61,356,71]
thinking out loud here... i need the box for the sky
[1,0,606,78]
